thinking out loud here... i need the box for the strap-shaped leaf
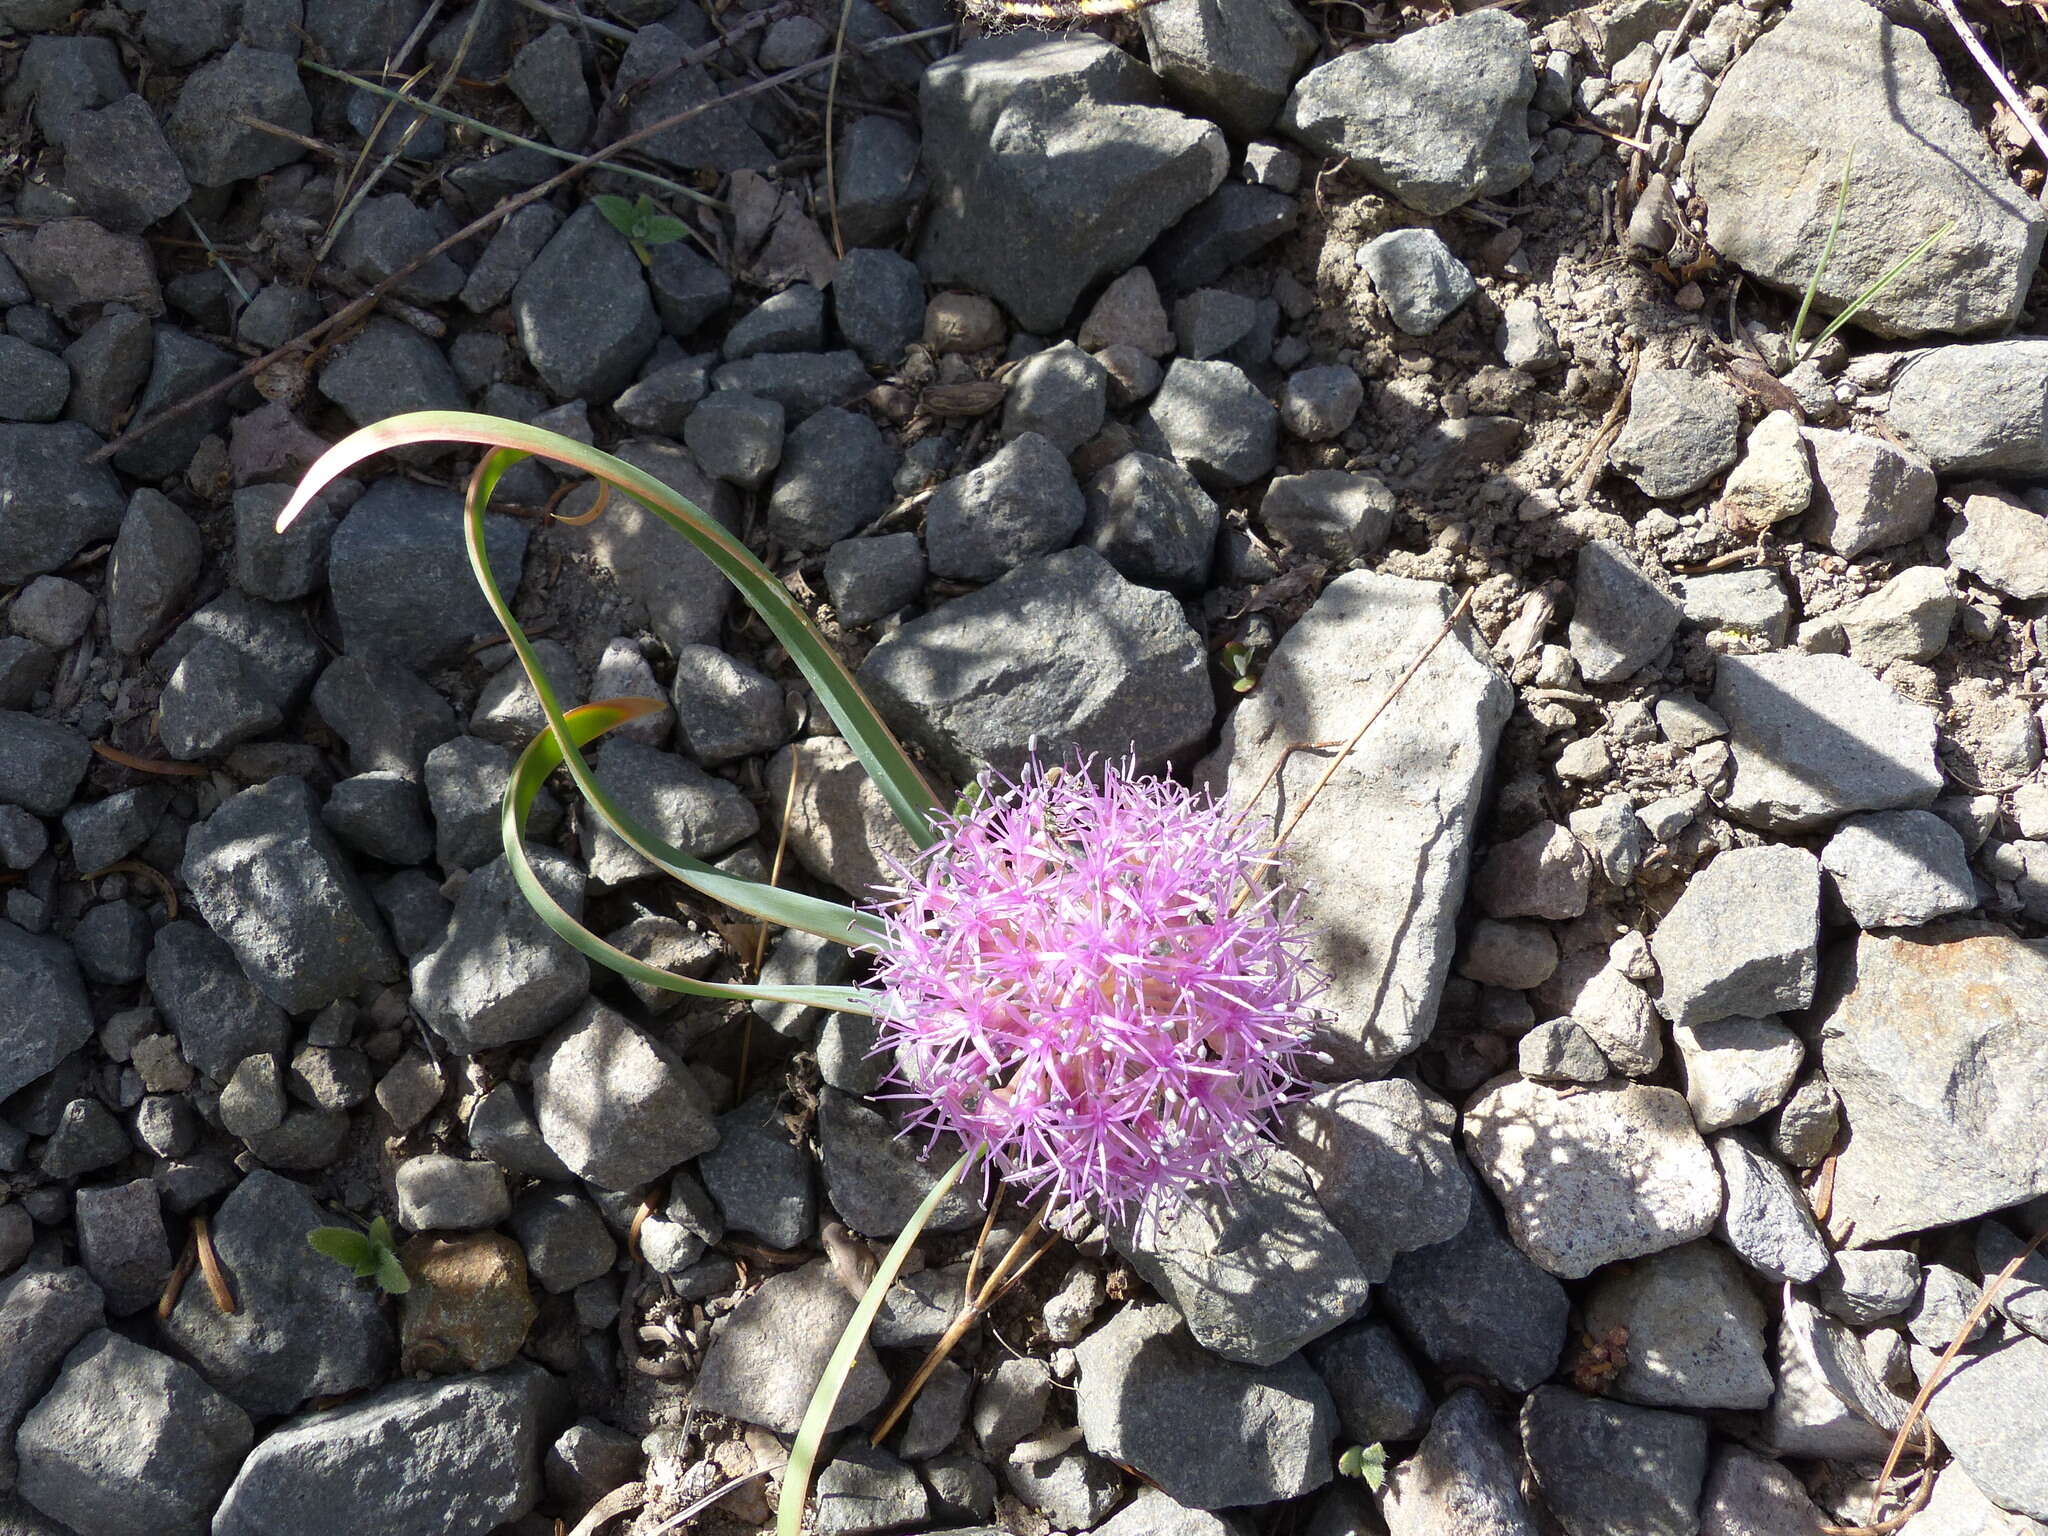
[276,412,941,849]
[778,1151,973,1536]
[502,695,874,1015]
[460,448,889,949]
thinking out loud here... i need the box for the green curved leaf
[277,412,941,850]
[778,1152,973,1536]
[309,1227,374,1270]
[460,448,887,950]
[502,695,874,1014]
[374,1248,412,1295]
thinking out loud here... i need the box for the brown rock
[399,1232,537,1375]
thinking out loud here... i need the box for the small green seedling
[308,1215,411,1294]
[593,193,691,266]
[1338,1443,1388,1491]
[1219,640,1260,694]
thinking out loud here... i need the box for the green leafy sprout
[592,192,692,266]
[308,1215,411,1294]
[1337,1443,1388,1491]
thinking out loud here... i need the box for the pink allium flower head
[865,759,1324,1226]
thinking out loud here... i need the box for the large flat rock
[1820,925,2048,1245]
[1687,0,2044,337]
[1196,572,1510,1075]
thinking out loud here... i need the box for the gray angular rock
[1715,1130,1829,1284]
[1278,11,1533,215]
[181,777,398,1014]
[211,1366,555,1536]
[1359,228,1476,335]
[1569,540,1682,685]
[616,22,773,173]
[817,1442,929,1536]
[329,478,530,669]
[818,1088,981,1237]
[1713,651,1942,831]
[0,921,92,1102]
[0,424,126,587]
[1520,1019,1610,1084]
[1583,1240,1772,1409]
[836,115,923,248]
[925,431,1086,582]
[1001,340,1108,454]
[316,316,464,437]
[694,1260,889,1433]
[1765,1296,1905,1459]
[1651,844,1820,1027]
[1203,572,1508,1073]
[17,1331,250,1536]
[322,771,434,866]
[1112,1143,1371,1366]
[512,204,657,401]
[311,655,457,778]
[1259,470,1394,565]
[1475,819,1592,922]
[531,1000,716,1190]
[165,46,310,187]
[832,249,924,369]
[1887,341,2048,476]
[411,850,588,1054]
[396,1153,511,1232]
[506,1188,615,1295]
[699,1093,815,1250]
[711,351,869,420]
[1803,426,1939,558]
[1280,1078,1469,1281]
[1819,1248,1923,1327]
[583,740,758,884]
[1909,1463,2048,1536]
[1463,1076,1723,1279]
[105,489,201,656]
[507,24,592,149]
[1949,487,2048,602]
[1610,369,1741,499]
[334,194,464,305]
[765,406,897,553]
[1139,357,1278,490]
[459,203,563,314]
[1521,1387,1709,1536]
[0,338,68,423]
[1686,0,2044,338]
[1381,1389,1536,1536]
[1081,451,1219,593]
[1910,1264,1988,1349]
[160,1171,391,1416]
[825,531,925,626]
[425,734,550,873]
[684,390,784,490]
[766,737,920,903]
[1076,1302,1333,1510]
[1139,0,1316,139]
[1304,1321,1431,1447]
[72,1180,171,1318]
[1819,924,2048,1245]
[918,35,1228,332]
[1381,1175,1568,1393]
[1672,1014,1803,1135]
[1278,364,1364,442]
[860,547,1211,780]
[1698,1445,1832,1536]
[668,645,785,767]
[145,922,289,1083]
[1821,808,1976,929]
[1912,1330,2048,1521]
[0,1266,104,1491]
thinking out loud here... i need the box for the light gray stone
[1198,572,1510,1075]
[1821,809,1977,929]
[1463,1076,1722,1279]
[1651,844,1820,1026]
[1610,369,1740,500]
[1713,651,1942,831]
[1887,341,2048,476]
[1686,0,2044,338]
[1673,1015,1803,1134]
[1715,1130,1829,1283]
[1583,1240,1773,1409]
[1381,1390,1536,1536]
